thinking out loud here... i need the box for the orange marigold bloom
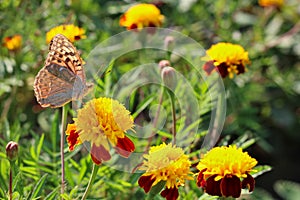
[259,0,284,7]
[46,24,86,44]
[65,97,135,165]
[196,145,257,198]
[202,42,250,79]
[120,3,164,31]
[3,34,22,51]
[138,143,193,200]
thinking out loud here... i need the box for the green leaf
[132,94,155,118]
[36,134,44,159]
[29,174,48,199]
[274,180,300,200]
[148,181,165,198]
[251,188,273,200]
[251,165,272,178]
[44,186,59,200]
[198,193,219,200]
[51,110,60,154]
[156,130,172,138]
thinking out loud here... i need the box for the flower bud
[158,60,171,71]
[6,141,18,162]
[164,36,175,52]
[161,66,177,90]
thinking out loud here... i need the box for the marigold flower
[46,24,86,44]
[196,145,258,198]
[259,0,284,7]
[65,97,135,165]
[119,3,164,31]
[202,42,250,79]
[138,143,193,200]
[3,35,22,51]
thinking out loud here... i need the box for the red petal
[236,64,246,74]
[196,169,207,188]
[205,175,222,197]
[216,63,229,78]
[203,60,215,75]
[129,24,138,30]
[65,124,80,151]
[220,175,242,198]
[115,136,135,158]
[242,173,255,192]
[138,175,156,193]
[90,144,111,165]
[160,187,179,200]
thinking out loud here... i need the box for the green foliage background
[0,0,299,199]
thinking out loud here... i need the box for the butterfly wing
[34,34,92,108]
[46,34,86,83]
[34,66,74,108]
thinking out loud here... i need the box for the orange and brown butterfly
[34,34,93,108]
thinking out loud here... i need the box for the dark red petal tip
[216,63,229,78]
[138,175,156,193]
[203,60,215,75]
[242,173,255,192]
[160,187,179,200]
[115,136,135,158]
[91,144,111,165]
[205,175,222,197]
[220,175,242,198]
[196,169,207,188]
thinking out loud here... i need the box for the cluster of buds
[159,60,177,91]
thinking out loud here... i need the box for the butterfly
[34,34,93,108]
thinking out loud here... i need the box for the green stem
[168,91,176,145]
[60,105,68,196]
[81,163,99,200]
[9,163,12,200]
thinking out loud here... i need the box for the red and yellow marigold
[138,143,193,200]
[196,145,257,198]
[202,42,250,79]
[65,97,135,165]
[120,3,164,31]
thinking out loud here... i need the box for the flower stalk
[168,91,176,145]
[9,163,13,200]
[60,105,68,195]
[81,163,99,200]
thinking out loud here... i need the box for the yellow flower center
[197,145,257,181]
[140,143,192,189]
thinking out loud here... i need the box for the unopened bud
[6,141,18,162]
[158,60,171,71]
[161,66,177,90]
[164,36,175,51]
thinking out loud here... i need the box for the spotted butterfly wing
[34,34,93,108]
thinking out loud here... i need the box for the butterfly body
[34,34,93,108]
